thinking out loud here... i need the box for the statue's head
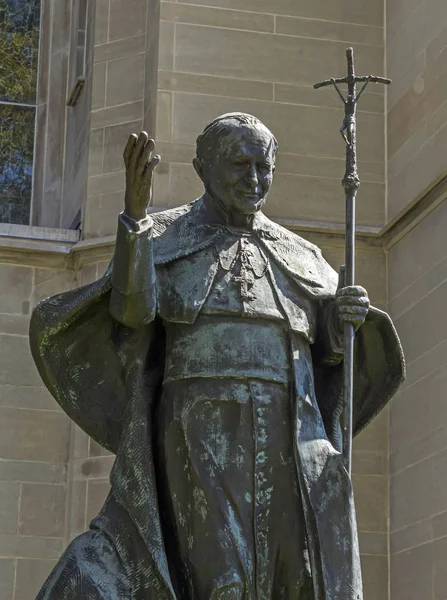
[193,113,278,216]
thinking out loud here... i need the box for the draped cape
[30,199,405,600]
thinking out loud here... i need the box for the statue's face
[205,125,276,215]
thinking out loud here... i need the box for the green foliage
[0,1,40,223]
[0,0,41,104]
[0,104,34,224]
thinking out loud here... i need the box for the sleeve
[109,211,157,328]
[314,299,344,366]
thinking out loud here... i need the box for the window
[67,0,88,107]
[0,0,41,225]
[75,0,87,79]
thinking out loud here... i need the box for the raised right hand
[123,131,160,221]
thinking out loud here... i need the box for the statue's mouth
[238,191,261,201]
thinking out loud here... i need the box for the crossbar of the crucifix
[314,75,391,89]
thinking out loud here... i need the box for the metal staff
[314,48,391,475]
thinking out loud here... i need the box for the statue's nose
[246,164,259,186]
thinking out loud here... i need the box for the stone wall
[388,200,447,599]
[386,1,447,596]
[387,0,447,221]
[319,241,389,600]
[0,254,76,599]
[154,0,386,228]
[83,0,161,239]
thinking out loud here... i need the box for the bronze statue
[30,113,405,600]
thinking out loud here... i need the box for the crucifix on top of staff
[314,48,391,476]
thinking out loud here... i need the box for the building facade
[0,0,445,598]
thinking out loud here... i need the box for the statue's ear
[193,157,205,182]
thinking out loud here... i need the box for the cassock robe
[30,197,405,600]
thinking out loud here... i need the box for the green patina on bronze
[30,113,405,599]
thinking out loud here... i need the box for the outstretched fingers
[130,131,149,170]
[122,130,160,212]
[123,134,138,169]
[137,137,155,174]
[143,154,161,186]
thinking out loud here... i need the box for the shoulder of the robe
[254,212,321,253]
[151,201,196,236]
[151,197,220,265]
[254,212,338,297]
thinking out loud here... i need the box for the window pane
[0,0,41,104]
[76,0,87,78]
[0,104,35,224]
